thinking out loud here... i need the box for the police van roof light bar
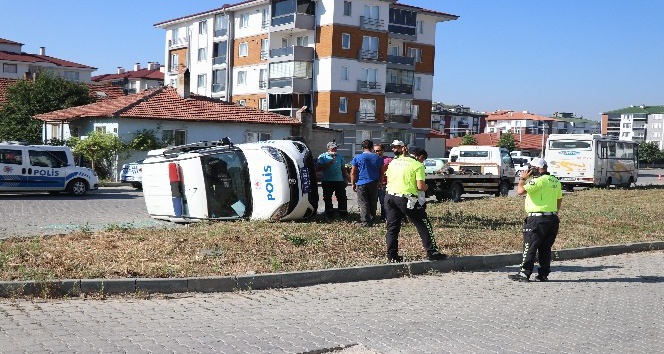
[162,137,234,156]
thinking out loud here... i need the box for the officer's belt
[527,212,557,216]
[387,192,416,198]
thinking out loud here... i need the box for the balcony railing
[360,16,384,30]
[388,24,417,37]
[385,83,413,94]
[271,13,315,30]
[269,46,315,61]
[357,80,382,92]
[260,50,269,60]
[213,56,227,65]
[633,125,646,130]
[386,55,414,66]
[270,46,293,57]
[384,113,411,124]
[261,20,269,29]
[214,28,228,37]
[259,81,267,89]
[168,37,189,48]
[356,111,377,123]
[212,83,226,93]
[359,49,379,61]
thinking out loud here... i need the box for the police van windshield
[201,151,251,219]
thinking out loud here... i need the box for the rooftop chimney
[134,63,141,71]
[39,47,45,56]
[148,62,161,70]
[177,69,190,99]
[117,67,125,74]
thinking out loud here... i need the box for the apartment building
[484,110,558,136]
[92,62,164,94]
[154,0,457,156]
[0,38,95,82]
[602,105,664,147]
[431,103,487,138]
[550,112,600,134]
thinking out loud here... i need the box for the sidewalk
[2,241,663,297]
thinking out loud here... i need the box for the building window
[163,130,187,146]
[411,105,419,120]
[198,47,207,62]
[408,47,422,63]
[3,63,17,73]
[261,38,269,59]
[296,35,309,46]
[623,123,631,128]
[240,13,249,28]
[261,8,270,29]
[95,126,107,133]
[361,36,379,59]
[63,71,80,81]
[415,77,421,91]
[247,131,271,143]
[237,70,247,85]
[359,99,376,120]
[621,132,629,138]
[343,1,352,16]
[239,42,248,57]
[417,20,423,34]
[238,99,246,106]
[169,53,179,72]
[197,74,206,88]
[341,33,351,49]
[339,97,348,113]
[199,20,208,34]
[362,67,378,85]
[341,66,349,81]
[259,98,267,110]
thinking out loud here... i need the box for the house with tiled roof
[92,62,165,94]
[550,112,600,134]
[601,105,664,148]
[431,103,487,138]
[445,132,549,157]
[0,38,95,82]
[33,85,305,179]
[484,110,559,136]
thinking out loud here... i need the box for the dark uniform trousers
[384,193,437,257]
[520,214,560,277]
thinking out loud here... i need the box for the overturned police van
[141,137,318,222]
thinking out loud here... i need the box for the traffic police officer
[509,158,563,282]
[383,143,447,262]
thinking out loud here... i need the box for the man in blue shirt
[317,142,349,218]
[350,139,384,227]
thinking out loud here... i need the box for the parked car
[512,157,531,177]
[424,158,449,174]
[120,159,144,189]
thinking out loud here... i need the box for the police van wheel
[496,181,510,197]
[67,179,88,196]
[451,182,463,203]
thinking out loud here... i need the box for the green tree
[0,73,94,143]
[70,131,125,179]
[497,131,517,151]
[638,141,663,167]
[460,134,478,146]
[126,129,167,151]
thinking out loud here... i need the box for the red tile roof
[0,78,126,106]
[486,110,557,122]
[92,68,164,82]
[446,133,549,150]
[33,86,301,126]
[0,38,22,45]
[0,51,95,69]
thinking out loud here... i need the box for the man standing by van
[384,146,447,262]
[509,158,562,282]
[317,142,349,219]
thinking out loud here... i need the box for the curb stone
[1,241,663,298]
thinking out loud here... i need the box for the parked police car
[120,159,144,189]
[0,142,99,195]
[141,137,318,222]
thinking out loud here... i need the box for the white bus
[545,134,638,190]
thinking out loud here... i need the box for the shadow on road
[550,275,664,283]
[0,188,142,201]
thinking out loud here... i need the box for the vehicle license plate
[300,167,311,193]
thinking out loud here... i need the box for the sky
[2,0,663,121]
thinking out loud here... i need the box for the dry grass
[1,186,663,281]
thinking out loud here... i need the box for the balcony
[267,77,312,93]
[385,83,413,95]
[356,111,378,124]
[212,83,226,93]
[360,16,384,30]
[269,46,314,62]
[214,28,228,37]
[213,55,227,65]
[357,80,382,93]
[358,49,379,61]
[270,13,315,32]
[168,37,189,48]
[388,24,417,40]
[260,50,269,60]
[386,55,414,69]
[384,113,412,124]
[259,81,267,89]
[633,124,646,130]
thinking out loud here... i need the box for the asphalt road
[1,251,662,353]
[1,169,662,239]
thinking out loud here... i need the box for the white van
[0,142,99,195]
[142,138,318,222]
[448,146,516,178]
